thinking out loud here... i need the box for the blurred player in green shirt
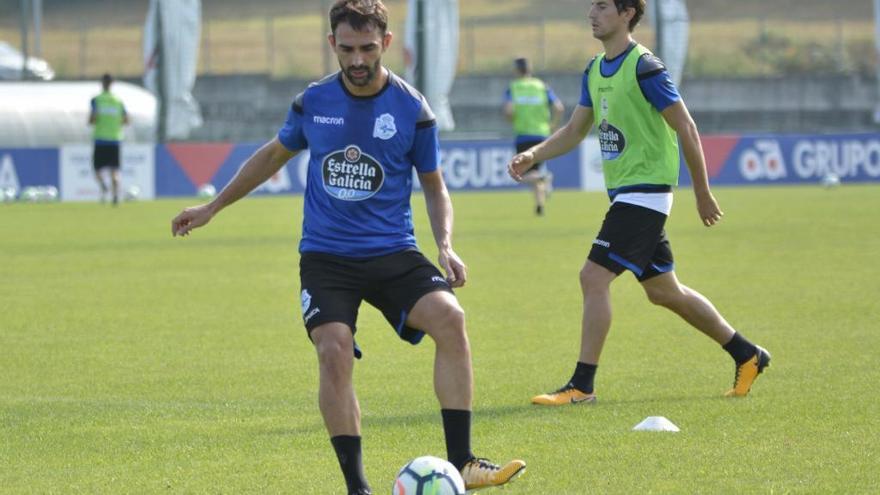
[503,57,564,215]
[89,73,128,205]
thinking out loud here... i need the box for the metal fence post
[466,21,475,73]
[20,0,30,79]
[266,16,274,75]
[203,18,211,74]
[321,0,331,75]
[538,17,545,71]
[79,18,87,78]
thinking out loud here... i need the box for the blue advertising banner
[152,139,582,197]
[434,139,580,192]
[680,133,880,186]
[156,142,307,197]
[3,133,877,201]
[0,148,58,191]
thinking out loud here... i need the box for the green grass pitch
[1,185,878,494]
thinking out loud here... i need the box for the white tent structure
[404,0,458,131]
[0,81,156,147]
[143,0,202,140]
[649,0,689,87]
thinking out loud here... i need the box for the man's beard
[343,59,381,87]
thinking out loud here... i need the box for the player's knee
[427,304,468,347]
[315,335,351,367]
[437,303,466,334]
[579,265,607,294]
[645,285,682,308]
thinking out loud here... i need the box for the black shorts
[93,143,120,170]
[587,201,674,282]
[517,140,546,174]
[298,249,453,358]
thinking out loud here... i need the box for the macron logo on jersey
[313,115,345,126]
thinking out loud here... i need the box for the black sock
[722,332,758,365]
[330,435,370,494]
[569,362,598,393]
[441,409,474,470]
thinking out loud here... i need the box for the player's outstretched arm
[661,100,723,227]
[419,170,467,288]
[508,104,593,181]
[171,137,297,237]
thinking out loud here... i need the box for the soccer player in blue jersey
[508,0,770,406]
[171,1,524,493]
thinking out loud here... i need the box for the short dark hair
[614,0,646,31]
[329,0,388,35]
[514,57,530,74]
[101,73,113,88]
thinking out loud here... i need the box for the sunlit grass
[1,185,878,493]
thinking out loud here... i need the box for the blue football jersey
[278,71,439,257]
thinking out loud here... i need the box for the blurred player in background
[508,0,770,405]
[503,57,564,216]
[88,73,128,205]
[171,1,524,493]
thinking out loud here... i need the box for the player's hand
[507,151,536,182]
[696,191,723,227]
[438,247,467,288]
[172,204,215,237]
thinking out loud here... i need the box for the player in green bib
[89,73,128,205]
[508,0,770,404]
[503,57,564,215]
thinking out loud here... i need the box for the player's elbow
[672,115,699,142]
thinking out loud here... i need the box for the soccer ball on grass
[820,173,841,188]
[197,183,217,199]
[1,187,17,203]
[20,186,39,203]
[392,456,465,495]
[124,185,141,201]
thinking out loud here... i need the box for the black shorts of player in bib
[93,142,121,170]
[587,201,675,282]
[298,248,453,359]
[516,140,547,175]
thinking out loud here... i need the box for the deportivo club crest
[373,113,397,140]
[300,289,312,314]
[321,145,386,201]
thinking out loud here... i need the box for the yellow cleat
[531,384,597,406]
[725,345,771,397]
[460,458,526,491]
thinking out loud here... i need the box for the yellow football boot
[725,345,771,397]
[531,384,597,406]
[460,458,526,491]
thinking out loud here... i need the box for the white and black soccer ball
[392,456,465,495]
[124,185,141,201]
[20,186,39,203]
[197,183,217,199]
[42,185,59,202]
[820,173,841,188]
[1,187,17,203]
